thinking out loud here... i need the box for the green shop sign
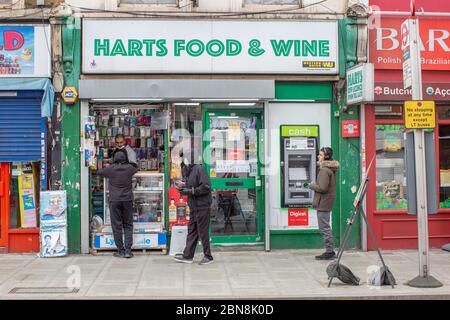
[346,63,374,105]
[83,20,339,74]
[281,125,319,137]
[93,38,331,58]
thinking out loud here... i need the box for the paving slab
[0,250,449,299]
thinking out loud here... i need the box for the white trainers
[198,257,214,265]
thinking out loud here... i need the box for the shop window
[168,103,202,231]
[90,104,167,227]
[439,124,450,209]
[208,115,258,179]
[375,125,408,210]
[375,105,404,120]
[438,106,450,120]
[9,162,40,229]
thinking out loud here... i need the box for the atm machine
[281,136,317,207]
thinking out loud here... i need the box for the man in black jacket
[97,150,138,258]
[174,153,213,265]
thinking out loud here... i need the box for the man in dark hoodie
[174,151,213,265]
[308,147,340,260]
[96,150,138,258]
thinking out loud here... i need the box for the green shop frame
[280,125,319,208]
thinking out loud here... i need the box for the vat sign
[346,63,374,105]
[288,208,309,226]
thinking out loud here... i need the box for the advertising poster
[288,208,309,226]
[18,164,37,228]
[39,191,68,258]
[0,26,34,75]
[40,191,67,224]
[84,116,97,167]
[40,226,68,258]
[283,208,329,230]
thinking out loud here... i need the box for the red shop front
[364,10,450,249]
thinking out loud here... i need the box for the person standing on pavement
[112,134,137,168]
[307,147,339,260]
[174,151,214,265]
[97,150,138,258]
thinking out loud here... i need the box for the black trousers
[110,201,134,252]
[183,207,213,260]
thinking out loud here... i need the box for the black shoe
[113,251,125,258]
[174,256,193,264]
[315,252,336,260]
[124,250,134,259]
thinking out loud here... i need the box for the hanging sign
[401,19,413,89]
[346,63,374,105]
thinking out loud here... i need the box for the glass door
[203,108,263,244]
[0,163,9,247]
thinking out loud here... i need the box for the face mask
[118,145,125,149]
[183,157,190,166]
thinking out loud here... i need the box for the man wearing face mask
[174,151,214,265]
[112,134,137,168]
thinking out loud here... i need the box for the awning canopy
[0,78,54,117]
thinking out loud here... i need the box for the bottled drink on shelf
[177,197,186,220]
[169,198,177,222]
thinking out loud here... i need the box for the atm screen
[289,167,308,181]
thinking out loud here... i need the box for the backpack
[327,262,360,286]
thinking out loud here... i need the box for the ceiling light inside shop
[190,99,260,102]
[172,103,200,106]
[228,103,256,106]
[91,98,163,102]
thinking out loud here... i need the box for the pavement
[0,248,449,300]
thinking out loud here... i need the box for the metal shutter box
[0,90,43,162]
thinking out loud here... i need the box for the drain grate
[9,287,79,294]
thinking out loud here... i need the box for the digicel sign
[369,18,450,70]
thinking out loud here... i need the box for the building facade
[361,0,450,249]
[1,0,364,253]
[0,0,61,252]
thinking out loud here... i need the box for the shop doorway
[0,163,9,248]
[203,108,264,244]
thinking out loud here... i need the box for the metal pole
[409,18,429,278]
[406,13,442,288]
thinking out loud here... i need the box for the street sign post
[402,3,442,288]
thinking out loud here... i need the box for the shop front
[77,18,341,252]
[363,15,450,249]
[0,24,53,253]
